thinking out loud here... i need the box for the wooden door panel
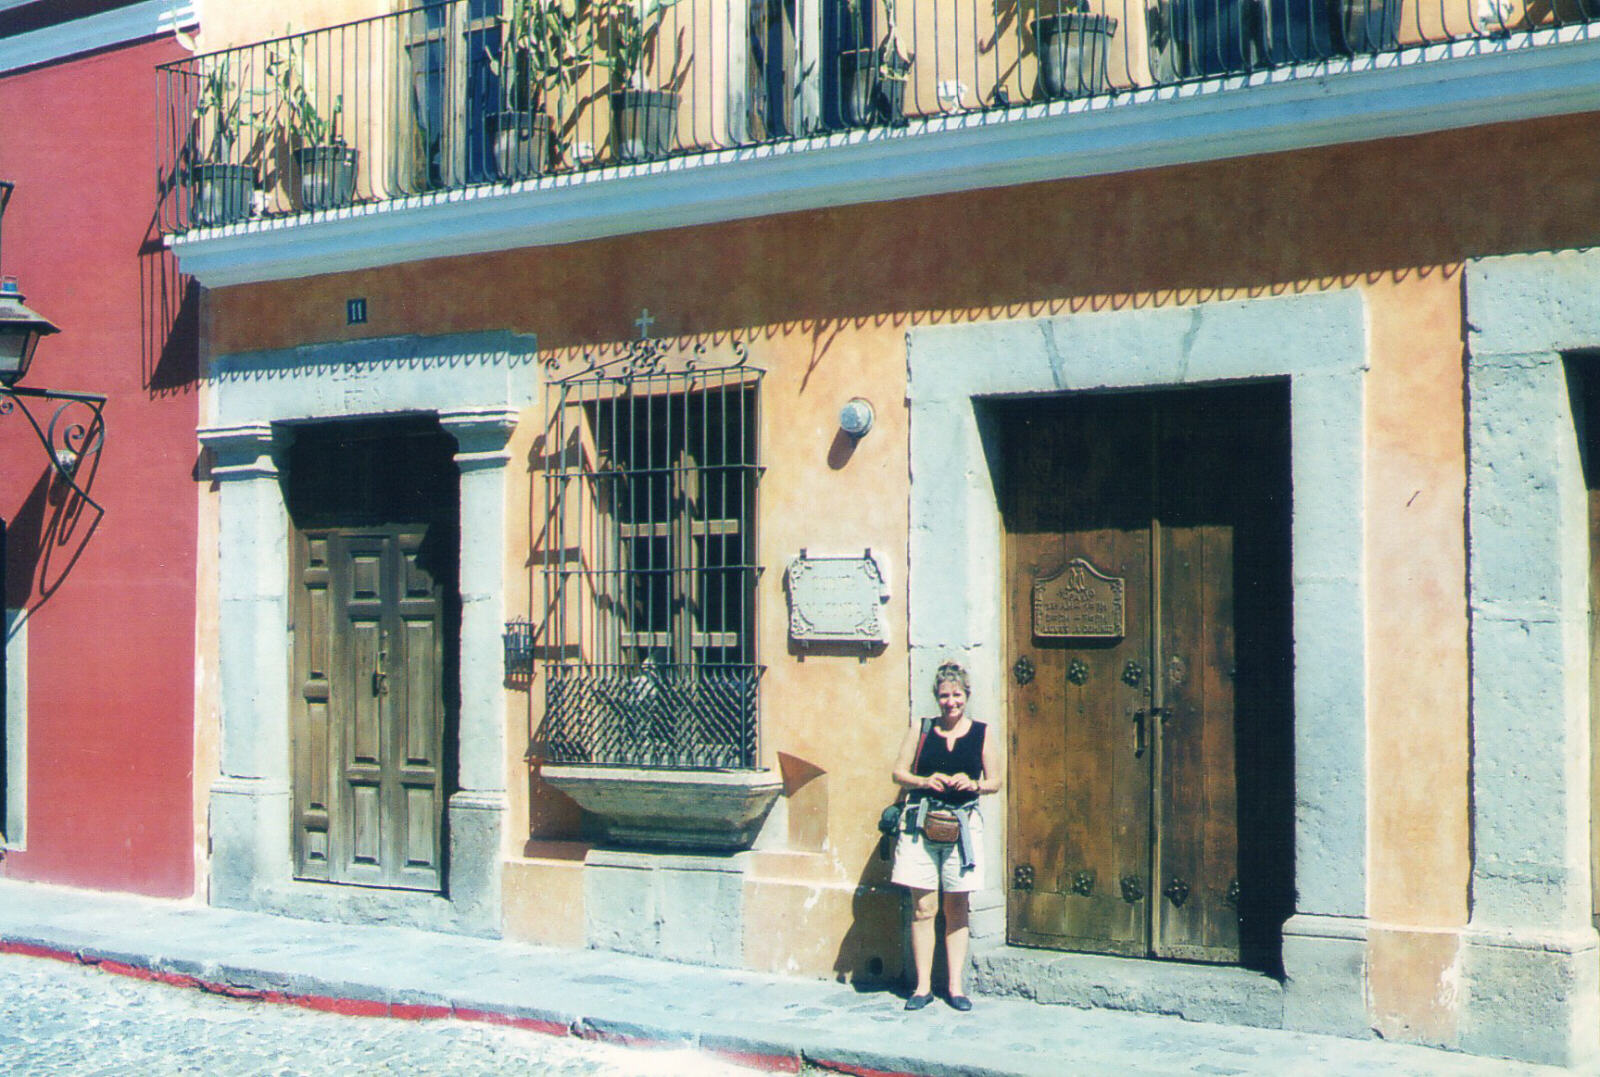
[1006,395,1153,954]
[292,533,334,881]
[1156,517,1240,962]
[1003,385,1291,968]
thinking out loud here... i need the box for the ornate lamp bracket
[0,384,107,512]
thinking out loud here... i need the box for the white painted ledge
[0,1,196,74]
[170,29,1600,287]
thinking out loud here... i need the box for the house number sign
[1033,557,1125,639]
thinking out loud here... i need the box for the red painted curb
[0,940,80,963]
[3,939,895,1075]
[389,1002,452,1021]
[294,994,389,1018]
[451,1007,569,1037]
[807,1060,916,1077]
[706,1045,804,1073]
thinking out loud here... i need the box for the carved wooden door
[286,417,459,895]
[293,526,447,891]
[1003,385,1293,968]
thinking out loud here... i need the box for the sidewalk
[0,878,1565,1076]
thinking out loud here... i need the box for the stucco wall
[0,34,201,896]
[196,109,1600,1044]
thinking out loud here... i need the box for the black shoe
[948,994,973,1012]
[904,993,934,1011]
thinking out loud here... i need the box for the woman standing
[889,661,1001,1011]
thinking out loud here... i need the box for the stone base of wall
[971,947,1284,1028]
[585,849,750,967]
[1460,927,1600,1068]
[208,779,501,937]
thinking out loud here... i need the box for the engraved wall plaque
[787,551,889,645]
[1033,558,1125,639]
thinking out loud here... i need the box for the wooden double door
[1001,385,1294,968]
[287,419,459,892]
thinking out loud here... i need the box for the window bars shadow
[540,343,763,770]
[159,0,1600,234]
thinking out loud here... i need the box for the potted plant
[268,36,358,211]
[601,0,685,162]
[486,0,592,179]
[188,57,258,227]
[838,0,912,128]
[1029,0,1117,99]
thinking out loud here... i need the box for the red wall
[0,34,198,896]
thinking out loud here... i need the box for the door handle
[372,648,389,696]
[1132,710,1146,757]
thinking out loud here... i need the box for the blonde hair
[932,660,970,697]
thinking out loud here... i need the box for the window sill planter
[189,163,255,227]
[493,110,552,181]
[611,89,679,163]
[293,144,359,211]
[1031,11,1116,100]
[541,765,782,851]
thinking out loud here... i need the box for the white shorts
[890,806,985,893]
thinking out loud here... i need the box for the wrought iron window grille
[540,342,764,770]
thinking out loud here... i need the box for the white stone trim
[906,291,1368,1032]
[1462,249,1600,1068]
[3,607,25,849]
[0,1,196,74]
[169,32,1600,287]
[201,330,536,935]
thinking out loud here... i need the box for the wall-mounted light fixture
[839,397,875,439]
[0,180,107,510]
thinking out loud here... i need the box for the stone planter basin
[541,765,782,852]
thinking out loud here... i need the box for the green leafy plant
[489,0,592,114]
[600,0,685,90]
[193,56,259,161]
[839,0,913,81]
[267,33,344,146]
[878,0,912,81]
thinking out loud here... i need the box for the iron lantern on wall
[0,180,106,509]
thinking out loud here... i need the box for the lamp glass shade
[0,285,59,387]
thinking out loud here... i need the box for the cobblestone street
[0,952,756,1076]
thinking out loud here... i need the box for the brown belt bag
[920,809,962,845]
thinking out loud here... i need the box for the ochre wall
[201,109,1600,1034]
[0,35,201,896]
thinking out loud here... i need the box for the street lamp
[0,180,105,511]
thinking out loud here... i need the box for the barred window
[542,364,762,770]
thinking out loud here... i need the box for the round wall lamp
[839,397,875,439]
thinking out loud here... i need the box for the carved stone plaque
[787,551,889,646]
[1033,558,1125,639]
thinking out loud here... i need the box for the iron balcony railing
[157,0,1600,233]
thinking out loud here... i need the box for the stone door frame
[906,292,1368,1032]
[199,331,536,936]
[1462,251,1600,1067]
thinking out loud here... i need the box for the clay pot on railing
[293,144,359,211]
[493,110,552,180]
[611,89,679,163]
[1032,10,1118,99]
[1338,0,1401,52]
[189,163,255,227]
[839,48,911,128]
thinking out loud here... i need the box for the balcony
[157,0,1600,282]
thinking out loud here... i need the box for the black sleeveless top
[912,720,986,807]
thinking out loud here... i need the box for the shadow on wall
[833,830,909,989]
[1,444,104,616]
[139,219,200,396]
